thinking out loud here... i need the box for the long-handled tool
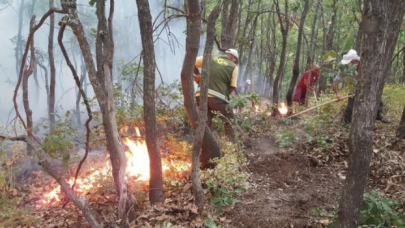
[287,94,354,119]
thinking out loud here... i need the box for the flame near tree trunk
[42,128,190,205]
[278,103,288,115]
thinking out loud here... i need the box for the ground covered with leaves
[1,85,405,228]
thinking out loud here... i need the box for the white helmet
[225,48,239,60]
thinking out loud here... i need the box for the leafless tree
[136,0,164,204]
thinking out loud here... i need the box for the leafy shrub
[275,130,295,147]
[359,190,405,227]
[382,84,405,122]
[312,190,405,228]
[201,141,250,214]
[42,112,77,168]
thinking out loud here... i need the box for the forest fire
[254,105,262,113]
[41,128,190,205]
[278,103,288,115]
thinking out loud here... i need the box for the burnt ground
[225,136,344,228]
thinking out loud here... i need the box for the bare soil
[225,136,343,228]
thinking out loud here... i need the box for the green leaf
[340,34,355,55]
[234,188,244,194]
[210,197,222,204]
[203,218,217,228]
[215,202,223,214]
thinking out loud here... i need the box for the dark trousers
[343,96,384,124]
[196,97,236,142]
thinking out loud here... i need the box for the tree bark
[180,0,221,169]
[401,48,405,84]
[48,0,56,130]
[192,5,221,209]
[397,104,405,138]
[64,0,130,223]
[286,0,310,107]
[12,6,102,227]
[221,0,238,49]
[136,0,164,204]
[272,0,288,115]
[318,0,337,95]
[15,0,25,76]
[23,17,36,156]
[337,1,405,227]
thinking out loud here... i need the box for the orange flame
[254,105,261,113]
[278,103,288,115]
[41,127,190,205]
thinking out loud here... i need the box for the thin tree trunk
[401,48,405,83]
[11,5,102,227]
[193,5,221,209]
[48,0,56,130]
[397,104,405,138]
[353,0,363,51]
[337,1,405,227]
[286,0,310,107]
[136,0,164,204]
[318,0,337,95]
[23,17,36,156]
[65,0,130,223]
[180,0,221,169]
[272,0,288,115]
[221,0,238,49]
[15,0,25,76]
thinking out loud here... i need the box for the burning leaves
[40,134,191,205]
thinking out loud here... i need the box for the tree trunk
[337,1,405,227]
[136,0,163,204]
[48,0,56,130]
[353,0,363,51]
[15,0,25,76]
[397,104,405,138]
[401,48,405,84]
[318,0,337,95]
[286,0,310,107]
[272,0,288,115]
[221,0,238,49]
[180,0,221,169]
[65,0,130,223]
[23,17,36,156]
[192,4,221,209]
[12,6,102,227]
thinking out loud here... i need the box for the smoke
[0,0,190,128]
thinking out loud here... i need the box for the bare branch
[13,8,66,131]
[58,16,93,192]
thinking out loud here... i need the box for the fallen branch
[288,94,354,118]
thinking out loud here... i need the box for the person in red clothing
[293,64,320,106]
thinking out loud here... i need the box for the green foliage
[42,112,77,168]
[312,191,405,228]
[89,0,97,6]
[340,33,355,55]
[360,190,405,227]
[209,186,243,214]
[0,195,41,227]
[382,84,405,122]
[275,130,295,147]
[0,143,24,196]
[204,217,217,228]
[0,142,40,227]
[307,135,331,149]
[201,141,249,214]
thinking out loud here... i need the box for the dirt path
[225,136,344,228]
